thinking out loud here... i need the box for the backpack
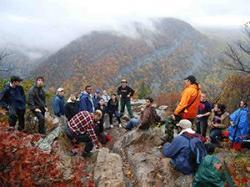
[181,133,207,171]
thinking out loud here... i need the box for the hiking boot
[82,151,93,158]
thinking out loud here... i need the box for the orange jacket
[174,84,201,120]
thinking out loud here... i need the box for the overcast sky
[0,0,249,51]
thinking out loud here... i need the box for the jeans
[210,128,222,145]
[8,108,25,130]
[32,111,46,134]
[65,126,94,153]
[108,111,121,124]
[196,120,208,137]
[126,118,140,130]
[120,99,133,118]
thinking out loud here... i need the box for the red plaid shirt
[68,111,99,147]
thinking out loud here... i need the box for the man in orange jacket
[162,75,201,143]
[173,75,201,123]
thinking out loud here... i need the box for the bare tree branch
[224,22,250,74]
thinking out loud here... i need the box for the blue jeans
[210,128,222,145]
[125,118,140,130]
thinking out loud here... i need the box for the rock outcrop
[94,148,126,187]
[113,127,193,186]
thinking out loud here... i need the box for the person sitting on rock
[124,97,161,130]
[209,104,229,147]
[193,143,226,187]
[65,110,102,157]
[162,119,206,175]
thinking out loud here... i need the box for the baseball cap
[57,87,64,92]
[121,79,127,83]
[184,75,196,83]
[10,76,23,82]
[176,119,192,129]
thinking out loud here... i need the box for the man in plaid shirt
[65,110,102,157]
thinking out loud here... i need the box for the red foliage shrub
[0,122,95,186]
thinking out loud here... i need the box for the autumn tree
[218,74,250,112]
[137,81,152,99]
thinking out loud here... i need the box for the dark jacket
[197,100,212,121]
[93,95,102,109]
[64,101,79,121]
[139,106,161,130]
[52,95,65,117]
[117,85,135,101]
[28,85,46,112]
[0,83,26,111]
[107,98,119,113]
[79,91,95,113]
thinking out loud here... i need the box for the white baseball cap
[176,119,192,129]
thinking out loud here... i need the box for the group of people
[0,74,249,185]
[0,76,137,156]
[160,75,249,186]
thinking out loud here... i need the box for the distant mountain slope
[32,18,221,94]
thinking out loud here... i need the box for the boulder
[94,148,125,187]
[112,127,193,186]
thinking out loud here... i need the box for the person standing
[196,92,212,137]
[64,94,79,121]
[173,75,201,123]
[107,94,121,128]
[117,79,135,118]
[93,89,102,109]
[52,87,65,117]
[163,75,201,143]
[0,76,26,130]
[102,90,110,104]
[79,85,95,113]
[228,101,249,149]
[28,76,47,135]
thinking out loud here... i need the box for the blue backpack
[181,133,207,170]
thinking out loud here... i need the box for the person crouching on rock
[65,110,102,157]
[124,97,161,130]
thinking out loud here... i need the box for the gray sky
[0,0,249,51]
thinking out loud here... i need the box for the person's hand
[35,108,42,112]
[230,121,234,126]
[171,114,176,120]
[127,94,130,98]
[197,114,203,118]
[214,163,222,170]
[45,107,48,112]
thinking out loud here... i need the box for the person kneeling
[124,97,161,130]
[65,110,102,157]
